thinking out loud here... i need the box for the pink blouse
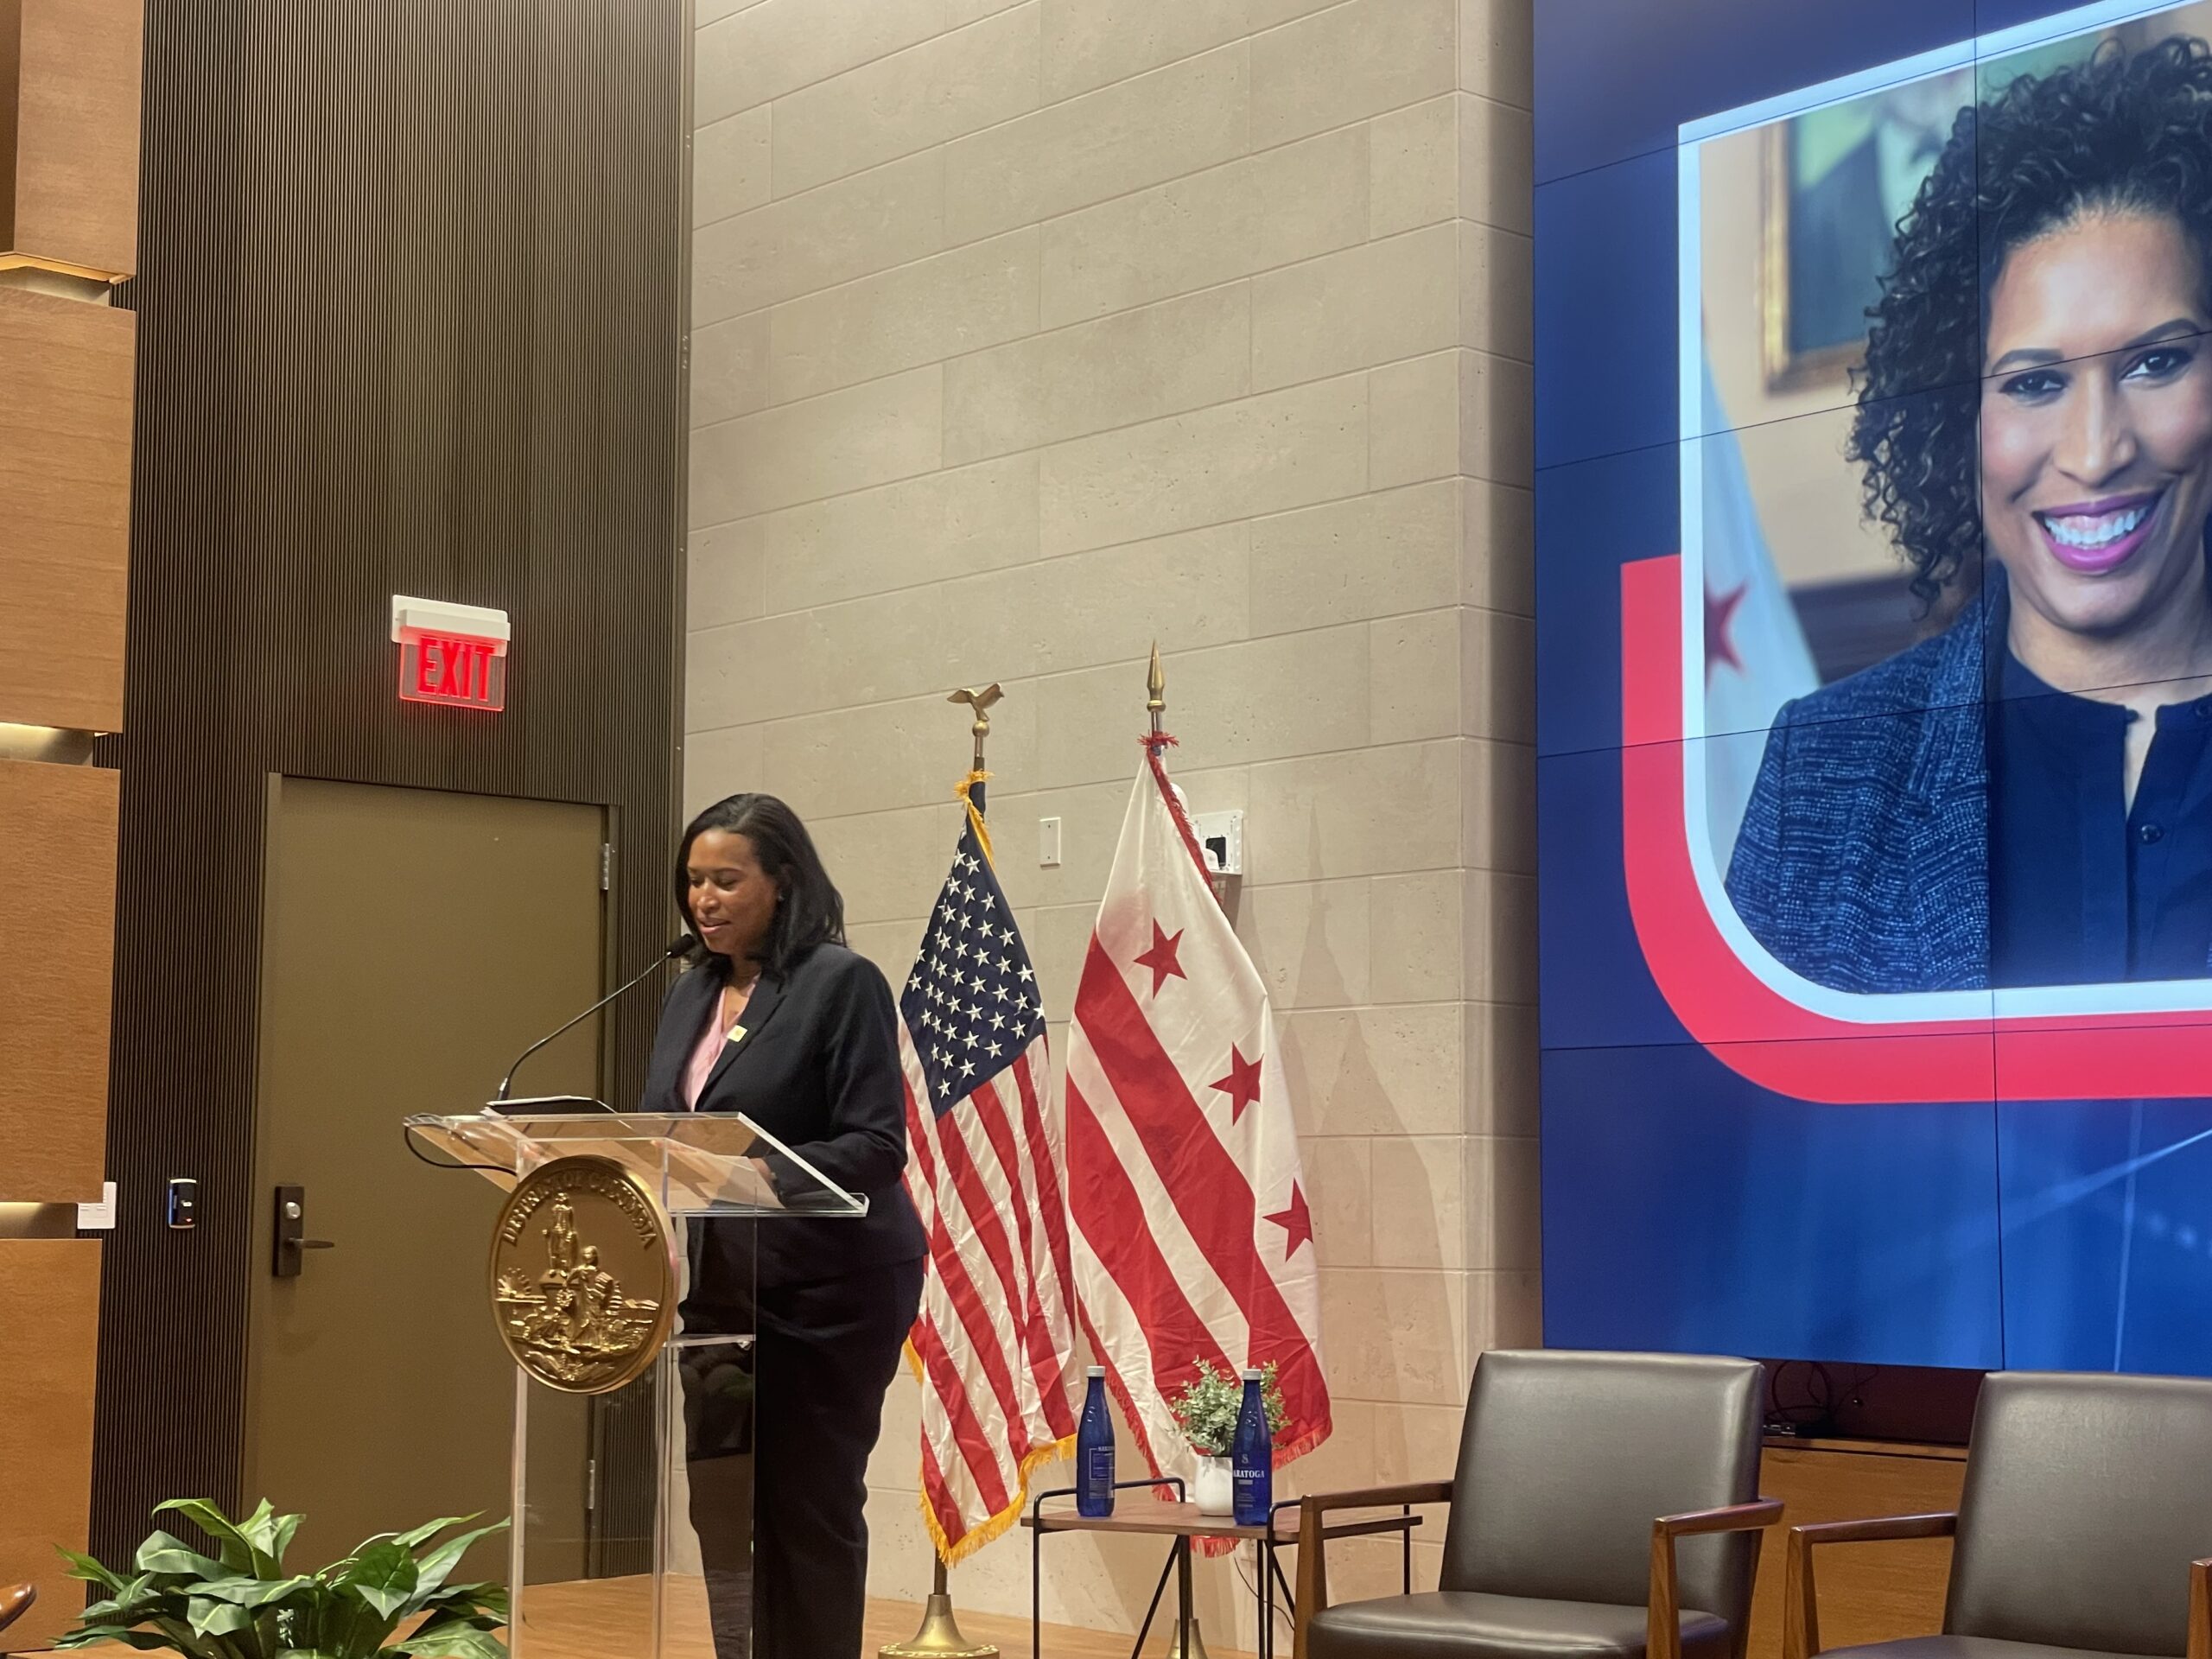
[682,991,732,1109]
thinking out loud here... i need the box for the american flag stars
[899,822,1045,1116]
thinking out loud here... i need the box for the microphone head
[668,932,702,962]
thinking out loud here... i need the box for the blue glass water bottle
[1077,1365,1116,1516]
[1232,1368,1273,1525]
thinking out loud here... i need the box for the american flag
[1065,739,1330,1504]
[898,785,1079,1560]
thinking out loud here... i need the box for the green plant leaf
[392,1618,510,1659]
[52,1627,176,1650]
[137,1529,232,1580]
[416,1582,506,1622]
[189,1596,257,1637]
[82,1576,171,1624]
[194,1573,321,1608]
[146,1610,232,1659]
[404,1523,507,1608]
[156,1499,265,1576]
[391,1515,480,1551]
[238,1501,305,1576]
[270,1513,305,1568]
[338,1541,419,1619]
[56,1545,130,1592]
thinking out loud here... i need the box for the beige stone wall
[685,0,1537,1641]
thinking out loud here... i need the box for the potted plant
[1166,1360,1287,1515]
[54,1497,508,1658]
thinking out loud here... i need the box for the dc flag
[1064,736,1332,1503]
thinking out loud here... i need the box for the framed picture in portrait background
[1757,74,1968,392]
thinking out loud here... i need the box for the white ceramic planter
[1193,1454,1234,1515]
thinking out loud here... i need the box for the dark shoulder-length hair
[673,792,845,979]
[1852,35,2212,608]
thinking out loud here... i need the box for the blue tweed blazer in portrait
[1724,584,1999,995]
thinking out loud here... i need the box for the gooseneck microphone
[493,932,700,1104]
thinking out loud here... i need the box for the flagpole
[878,689,1005,1659]
[950,682,1002,779]
[1147,641,1166,739]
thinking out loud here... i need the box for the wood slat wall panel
[0,760,115,1203]
[6,0,143,277]
[0,1240,101,1654]
[0,5,22,239]
[0,289,132,733]
[90,0,685,1567]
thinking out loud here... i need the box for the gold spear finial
[1147,642,1166,736]
[947,683,1003,772]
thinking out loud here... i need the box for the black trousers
[683,1255,925,1659]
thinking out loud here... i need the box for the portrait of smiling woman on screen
[1727,35,2212,995]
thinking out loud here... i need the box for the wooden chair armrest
[1292,1480,1454,1659]
[1299,1479,1455,1516]
[1657,1498,1785,1538]
[1793,1512,1958,1547]
[0,1583,35,1637]
[1648,1500,1784,1659]
[2187,1557,2211,1659]
[1784,1515,1959,1659]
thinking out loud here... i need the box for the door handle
[272,1184,336,1277]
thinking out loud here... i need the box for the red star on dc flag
[1133,921,1186,995]
[1264,1183,1313,1258]
[1704,579,1747,682]
[1211,1046,1262,1124]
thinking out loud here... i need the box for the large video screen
[1537,0,2212,1370]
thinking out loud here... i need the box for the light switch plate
[77,1180,117,1231]
[1039,816,1062,867]
[1191,810,1243,878]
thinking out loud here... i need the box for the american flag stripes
[898,784,1080,1560]
[1064,739,1332,1502]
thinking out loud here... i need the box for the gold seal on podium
[489,1155,677,1395]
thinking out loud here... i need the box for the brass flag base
[1164,1614,1215,1659]
[879,1561,999,1659]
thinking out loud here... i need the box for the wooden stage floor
[519,1574,1257,1659]
[25,1573,1257,1657]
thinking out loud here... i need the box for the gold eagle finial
[948,684,1003,770]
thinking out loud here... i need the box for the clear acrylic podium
[404,1109,868,1659]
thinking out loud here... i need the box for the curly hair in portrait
[1850,35,2212,608]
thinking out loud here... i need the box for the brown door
[244,777,607,1579]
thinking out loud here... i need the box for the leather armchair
[0,1583,35,1637]
[1784,1371,2212,1659]
[1296,1351,1778,1659]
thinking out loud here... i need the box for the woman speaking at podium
[641,792,927,1659]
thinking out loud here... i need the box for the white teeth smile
[2040,500,2154,548]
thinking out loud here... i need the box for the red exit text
[399,633,506,711]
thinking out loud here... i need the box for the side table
[1023,1479,1421,1657]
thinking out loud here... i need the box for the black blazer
[641,941,927,1292]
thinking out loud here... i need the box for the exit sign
[391,596,510,712]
